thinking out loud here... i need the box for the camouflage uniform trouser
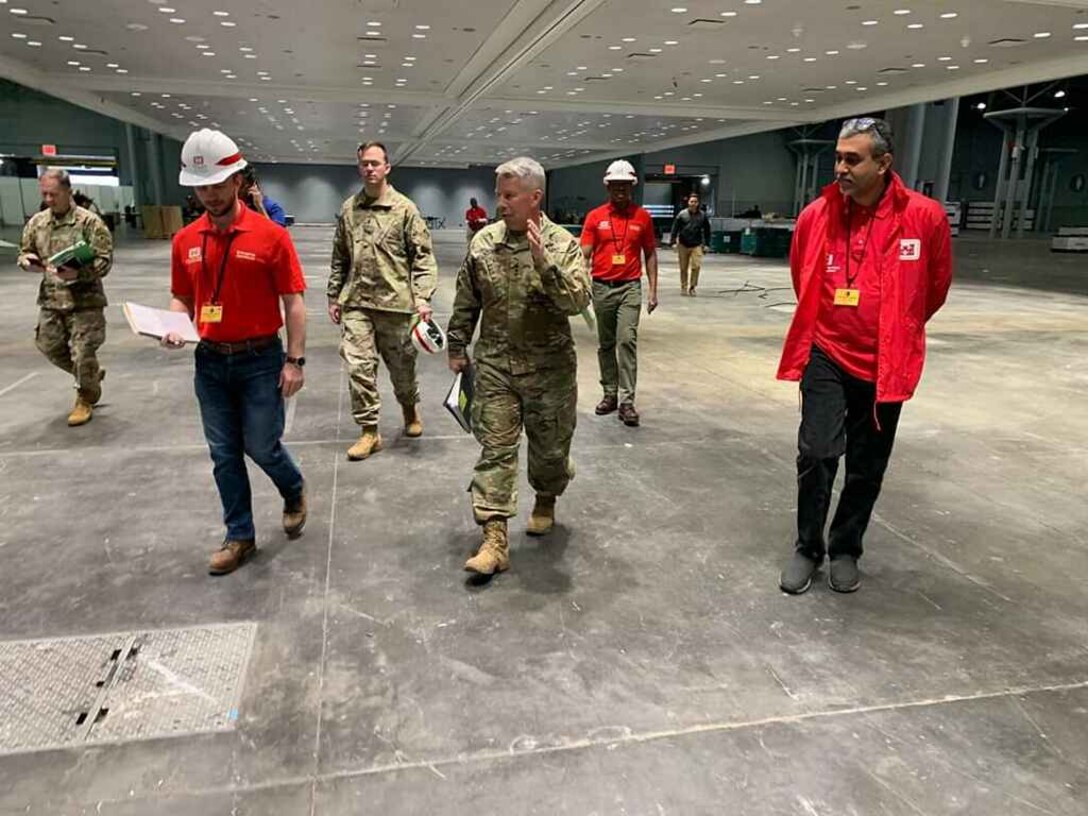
[35,307,105,399]
[470,361,577,524]
[340,307,419,427]
[593,279,641,405]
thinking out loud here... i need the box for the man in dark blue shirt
[242,166,287,226]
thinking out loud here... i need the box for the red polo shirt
[813,192,894,382]
[581,202,656,282]
[466,206,488,231]
[170,203,305,342]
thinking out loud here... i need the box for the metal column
[124,123,142,209]
[902,103,927,190]
[145,131,164,205]
[934,97,960,203]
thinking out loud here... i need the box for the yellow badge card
[200,304,224,323]
[833,288,860,307]
[611,253,627,266]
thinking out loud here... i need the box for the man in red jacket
[777,117,952,595]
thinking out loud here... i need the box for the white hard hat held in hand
[604,160,639,185]
[411,318,447,354]
[178,129,248,187]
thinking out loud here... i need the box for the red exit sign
[663,163,676,175]
[42,144,58,157]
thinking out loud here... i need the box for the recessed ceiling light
[158,7,175,12]
[239,46,252,52]
[974,57,988,63]
[745,0,761,4]
[622,36,636,42]
[907,23,923,29]
[412,33,426,38]
[803,57,816,62]
[664,40,679,45]
[1077,35,1088,41]
[26,40,40,46]
[947,65,959,70]
[244,53,257,58]
[608,44,621,50]
[862,20,878,26]
[825,85,837,89]
[220,21,236,27]
[876,81,888,86]
[826,50,839,55]
[213,10,229,16]
[367,20,381,26]
[786,47,801,53]
[131,91,141,96]
[940,12,958,19]
[893,9,911,15]
[844,79,857,85]
[911,62,925,67]
[106,62,118,68]
[766,54,780,60]
[9,8,28,15]
[66,59,79,65]
[721,10,737,17]
[58,35,74,41]
[169,18,185,24]
[937,55,952,61]
[1075,23,1088,30]
[195,43,208,49]
[1034,32,1051,39]
[203,52,216,57]
[78,66,91,71]
[10,32,26,38]
[670,7,687,13]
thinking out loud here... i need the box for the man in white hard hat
[162,129,308,575]
[327,142,438,461]
[581,159,659,427]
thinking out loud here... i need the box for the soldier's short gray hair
[838,117,895,158]
[496,157,545,193]
[40,168,72,189]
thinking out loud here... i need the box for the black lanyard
[609,207,631,255]
[201,230,238,305]
[844,200,877,289]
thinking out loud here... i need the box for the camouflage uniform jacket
[327,185,438,313]
[17,205,113,311]
[447,216,590,375]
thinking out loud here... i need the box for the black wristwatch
[286,356,306,367]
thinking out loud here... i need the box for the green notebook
[47,240,96,269]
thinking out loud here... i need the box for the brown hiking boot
[283,486,306,538]
[209,538,256,575]
[595,395,618,415]
[618,402,640,427]
[67,396,93,427]
[402,403,423,438]
[526,494,556,536]
[464,520,510,575]
[347,427,383,460]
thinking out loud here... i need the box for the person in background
[241,166,287,226]
[163,129,307,576]
[581,159,659,428]
[777,117,952,595]
[17,169,113,426]
[465,197,489,241]
[669,192,711,296]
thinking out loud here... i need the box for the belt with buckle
[593,277,641,287]
[198,335,279,355]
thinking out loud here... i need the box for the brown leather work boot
[347,427,383,461]
[595,394,618,415]
[283,486,306,539]
[402,403,423,438]
[618,402,640,427]
[526,494,556,536]
[209,538,256,575]
[67,395,93,427]
[464,520,510,575]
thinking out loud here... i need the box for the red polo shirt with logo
[581,202,657,282]
[813,191,895,382]
[170,203,305,342]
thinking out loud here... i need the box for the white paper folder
[122,302,200,344]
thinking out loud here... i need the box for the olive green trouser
[35,307,106,399]
[340,307,418,427]
[592,279,641,405]
[469,361,577,524]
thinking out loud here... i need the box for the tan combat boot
[464,520,510,575]
[347,427,383,461]
[209,538,256,575]
[526,494,556,536]
[283,486,306,538]
[67,395,93,427]
[402,403,423,438]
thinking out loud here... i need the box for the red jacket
[777,173,952,403]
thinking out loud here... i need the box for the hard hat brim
[178,158,247,187]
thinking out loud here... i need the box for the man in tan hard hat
[328,142,438,461]
[581,159,659,427]
[162,128,308,575]
[17,168,113,426]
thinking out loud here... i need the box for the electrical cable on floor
[714,280,797,308]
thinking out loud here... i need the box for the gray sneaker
[779,552,821,594]
[828,556,861,593]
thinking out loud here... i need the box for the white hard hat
[604,159,638,185]
[179,129,248,186]
[410,318,446,354]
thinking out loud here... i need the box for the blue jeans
[194,339,304,541]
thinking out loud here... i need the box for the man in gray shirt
[669,193,711,296]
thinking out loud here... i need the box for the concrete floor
[0,225,1086,815]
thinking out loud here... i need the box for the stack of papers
[122,302,200,344]
[444,362,475,433]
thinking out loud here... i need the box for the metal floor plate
[0,622,257,756]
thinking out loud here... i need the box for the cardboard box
[160,206,184,237]
[140,205,164,239]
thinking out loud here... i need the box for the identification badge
[833,288,860,307]
[200,304,224,323]
[611,253,627,266]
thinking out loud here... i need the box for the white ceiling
[4,0,1088,168]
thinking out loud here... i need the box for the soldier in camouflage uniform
[327,142,438,461]
[447,157,590,576]
[17,168,113,426]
